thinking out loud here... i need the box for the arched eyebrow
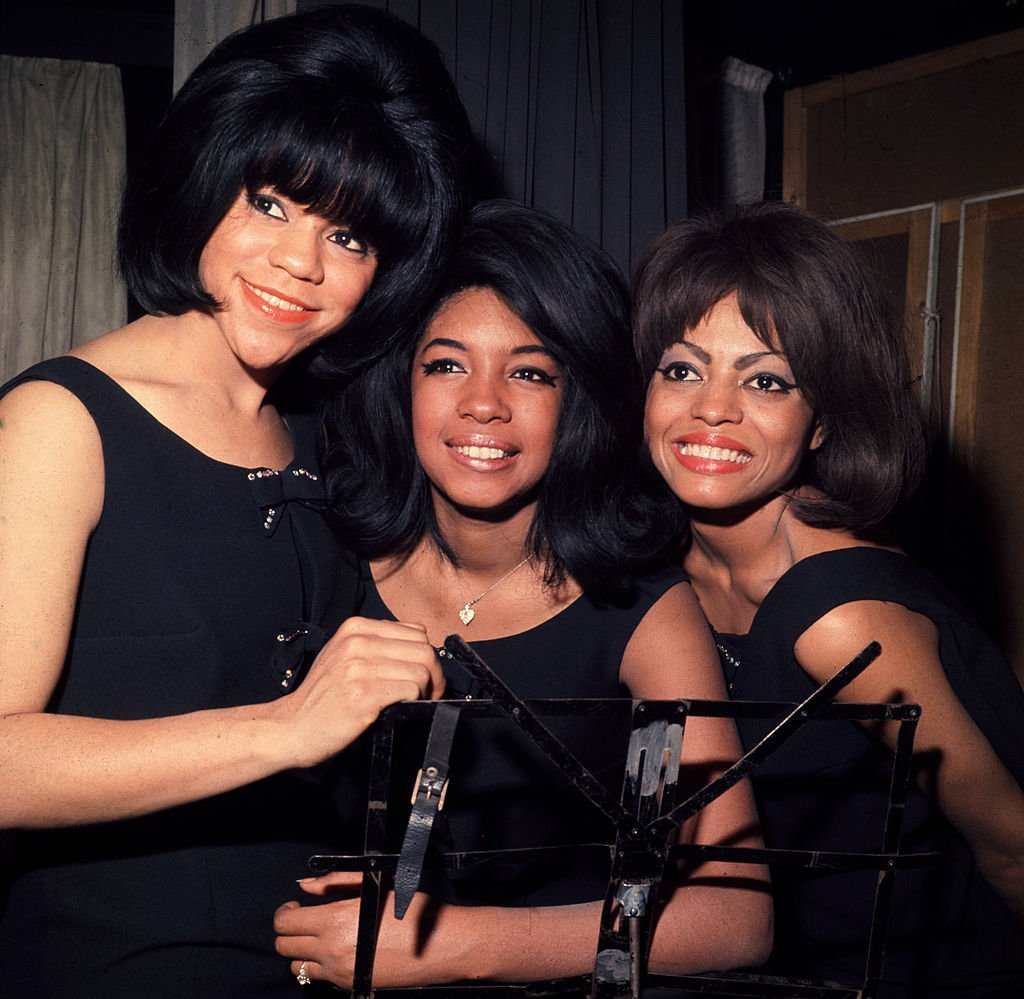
[510,344,558,360]
[418,338,558,361]
[734,350,784,371]
[418,337,464,353]
[679,339,784,370]
[676,339,707,362]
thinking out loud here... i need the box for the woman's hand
[274,617,445,769]
[274,872,475,989]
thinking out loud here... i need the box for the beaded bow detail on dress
[246,467,323,536]
[247,466,329,692]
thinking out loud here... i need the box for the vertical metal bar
[351,710,398,998]
[860,708,921,998]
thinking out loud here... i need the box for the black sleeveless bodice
[0,357,358,997]
[718,547,1024,997]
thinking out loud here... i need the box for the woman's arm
[275,582,772,987]
[618,581,773,974]
[0,381,443,829]
[277,878,636,987]
[795,600,1024,925]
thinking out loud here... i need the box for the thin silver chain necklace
[456,555,533,625]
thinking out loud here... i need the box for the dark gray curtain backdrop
[300,0,686,277]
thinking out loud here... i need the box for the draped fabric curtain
[174,0,297,95]
[0,56,126,384]
[302,0,687,277]
[718,56,773,205]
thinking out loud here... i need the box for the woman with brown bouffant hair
[635,200,1024,996]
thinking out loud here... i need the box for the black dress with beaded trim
[717,547,1024,998]
[0,357,358,998]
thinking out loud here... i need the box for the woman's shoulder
[783,547,1024,785]
[501,562,691,663]
[3,314,161,406]
[738,543,925,651]
[762,545,929,618]
[5,349,109,384]
[1,353,148,439]
[0,360,107,536]
[754,543,1004,677]
[0,356,114,434]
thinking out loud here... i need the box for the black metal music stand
[311,638,936,999]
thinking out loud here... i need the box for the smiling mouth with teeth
[244,281,309,312]
[676,442,752,464]
[450,444,515,460]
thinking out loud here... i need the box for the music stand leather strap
[393,700,462,919]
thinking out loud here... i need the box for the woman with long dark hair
[274,200,771,989]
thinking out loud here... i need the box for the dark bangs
[118,4,470,367]
[243,90,424,265]
[633,213,827,412]
[632,233,736,376]
[731,274,829,415]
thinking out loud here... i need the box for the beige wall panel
[787,32,1024,677]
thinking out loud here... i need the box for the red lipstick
[240,279,316,326]
[672,432,752,475]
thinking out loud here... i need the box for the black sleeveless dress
[350,563,689,908]
[717,547,1024,997]
[0,358,358,997]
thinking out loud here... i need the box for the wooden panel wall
[784,34,1024,679]
[785,30,1024,219]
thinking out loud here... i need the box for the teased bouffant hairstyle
[118,4,470,373]
[324,199,682,591]
[633,201,925,529]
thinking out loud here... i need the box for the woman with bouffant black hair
[0,6,467,996]
[119,3,469,370]
[636,200,1024,996]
